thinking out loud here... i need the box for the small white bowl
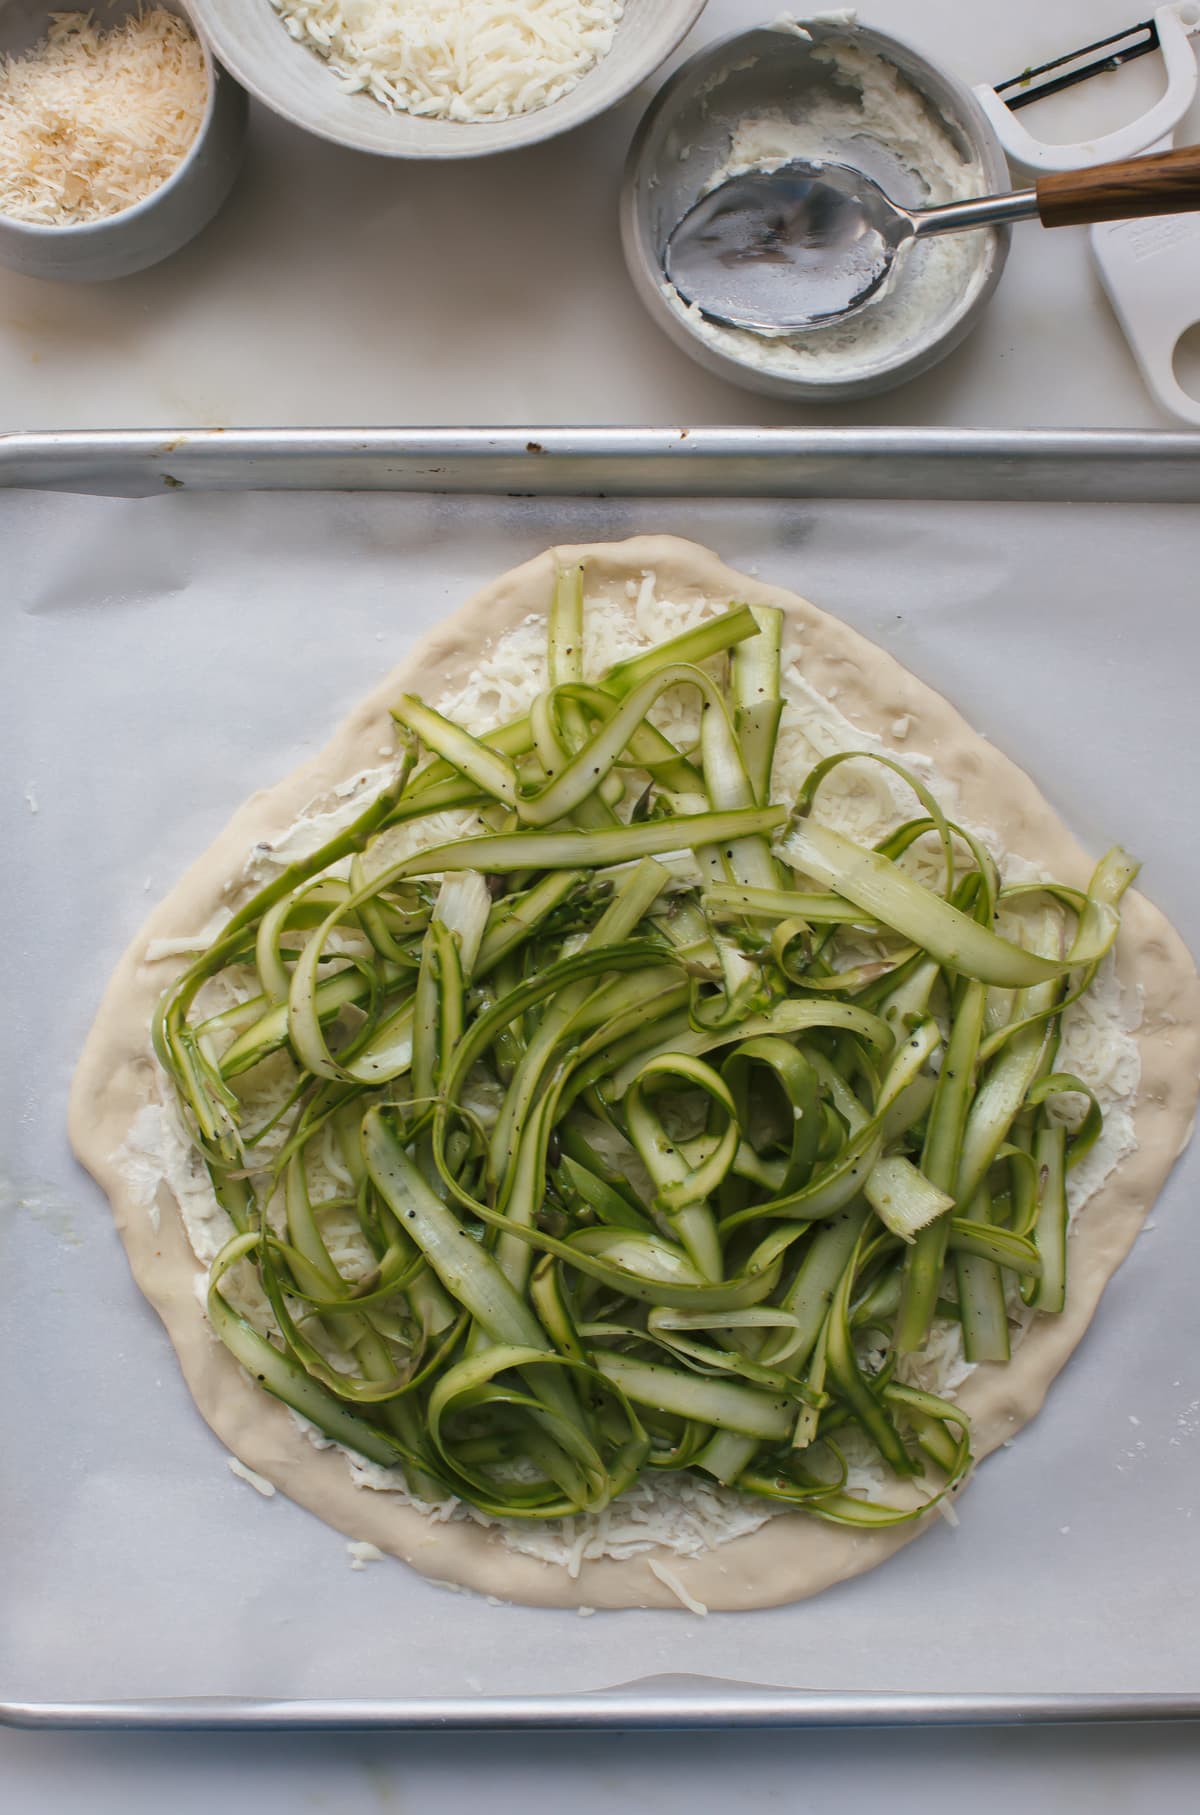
[0,0,247,281]
[187,0,708,160]
[621,17,1012,401]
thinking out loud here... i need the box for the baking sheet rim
[3,426,1200,501]
[5,1687,1200,1730]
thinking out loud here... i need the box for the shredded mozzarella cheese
[0,10,207,226]
[227,1456,277,1497]
[647,1557,708,1615]
[271,0,623,122]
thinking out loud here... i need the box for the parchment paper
[2,488,1198,1706]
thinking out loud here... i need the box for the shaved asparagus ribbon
[157,572,1136,1532]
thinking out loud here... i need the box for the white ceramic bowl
[0,0,247,281]
[621,18,1012,401]
[188,0,708,160]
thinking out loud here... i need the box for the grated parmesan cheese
[0,10,206,227]
[271,0,624,122]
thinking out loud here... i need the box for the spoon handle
[1036,144,1200,227]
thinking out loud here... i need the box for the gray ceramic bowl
[620,18,1012,401]
[188,0,708,160]
[0,0,246,281]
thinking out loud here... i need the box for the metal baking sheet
[2,437,1199,1732]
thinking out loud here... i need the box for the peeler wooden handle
[1036,143,1200,227]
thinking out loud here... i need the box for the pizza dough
[69,536,1200,1611]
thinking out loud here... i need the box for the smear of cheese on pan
[272,0,623,122]
[117,576,1141,1566]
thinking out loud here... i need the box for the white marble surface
[2,1721,1200,1815]
[3,0,1199,1804]
[0,0,1198,431]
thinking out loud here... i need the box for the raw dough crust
[70,536,1200,1611]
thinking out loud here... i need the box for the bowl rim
[0,0,222,241]
[620,17,1012,396]
[187,0,710,162]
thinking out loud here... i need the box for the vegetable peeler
[975,3,1200,426]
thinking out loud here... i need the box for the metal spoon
[665,143,1200,335]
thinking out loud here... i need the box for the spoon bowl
[665,161,901,336]
[666,144,1200,335]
